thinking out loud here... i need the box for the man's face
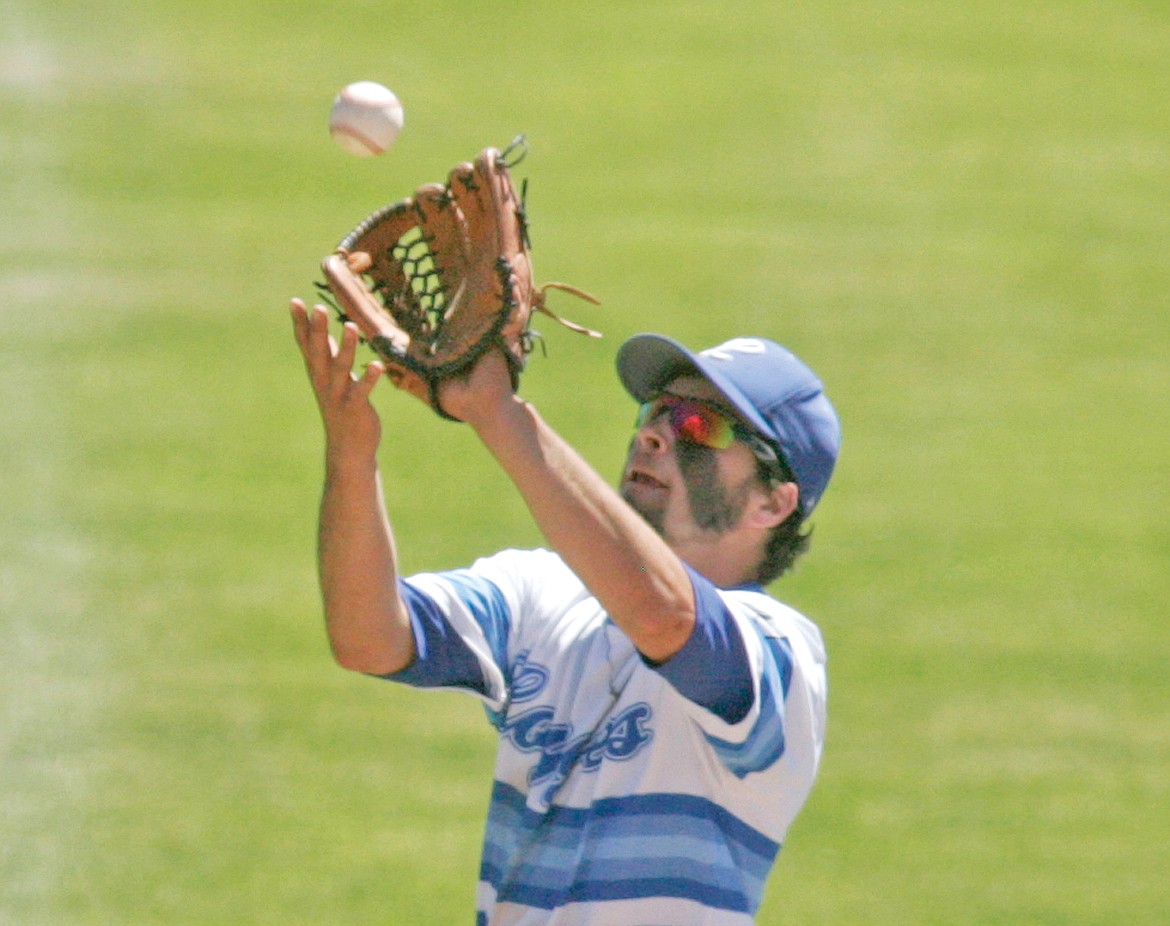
[619,375,768,547]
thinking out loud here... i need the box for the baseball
[329,81,404,157]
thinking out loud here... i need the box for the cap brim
[615,334,697,401]
[616,334,778,444]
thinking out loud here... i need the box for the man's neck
[674,533,764,590]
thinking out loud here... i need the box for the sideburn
[675,443,749,533]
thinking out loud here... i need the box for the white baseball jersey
[387,548,828,926]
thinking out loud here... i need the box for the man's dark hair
[752,452,812,584]
[757,509,812,584]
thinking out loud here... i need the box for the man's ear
[747,481,800,529]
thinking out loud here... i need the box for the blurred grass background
[2,0,1167,923]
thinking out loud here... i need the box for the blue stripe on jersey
[480,782,779,915]
[386,572,511,695]
[703,635,795,779]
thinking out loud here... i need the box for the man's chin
[620,486,666,535]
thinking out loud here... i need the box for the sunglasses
[635,393,787,478]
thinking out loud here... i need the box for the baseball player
[290,298,841,925]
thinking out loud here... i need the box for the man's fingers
[309,303,333,342]
[290,299,382,409]
[355,360,385,399]
[289,298,310,352]
[336,321,361,373]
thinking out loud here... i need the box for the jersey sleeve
[647,565,754,724]
[379,579,495,695]
[381,550,536,712]
[651,569,829,780]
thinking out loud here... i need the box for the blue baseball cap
[616,334,841,517]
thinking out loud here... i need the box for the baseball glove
[320,137,600,419]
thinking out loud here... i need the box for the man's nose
[633,419,671,454]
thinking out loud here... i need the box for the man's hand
[290,299,385,463]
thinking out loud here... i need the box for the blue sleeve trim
[647,565,753,724]
[381,580,488,694]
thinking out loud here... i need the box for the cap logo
[699,338,768,363]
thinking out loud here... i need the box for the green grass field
[2,0,1167,923]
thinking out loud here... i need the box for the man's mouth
[626,469,667,490]
[620,465,669,534]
